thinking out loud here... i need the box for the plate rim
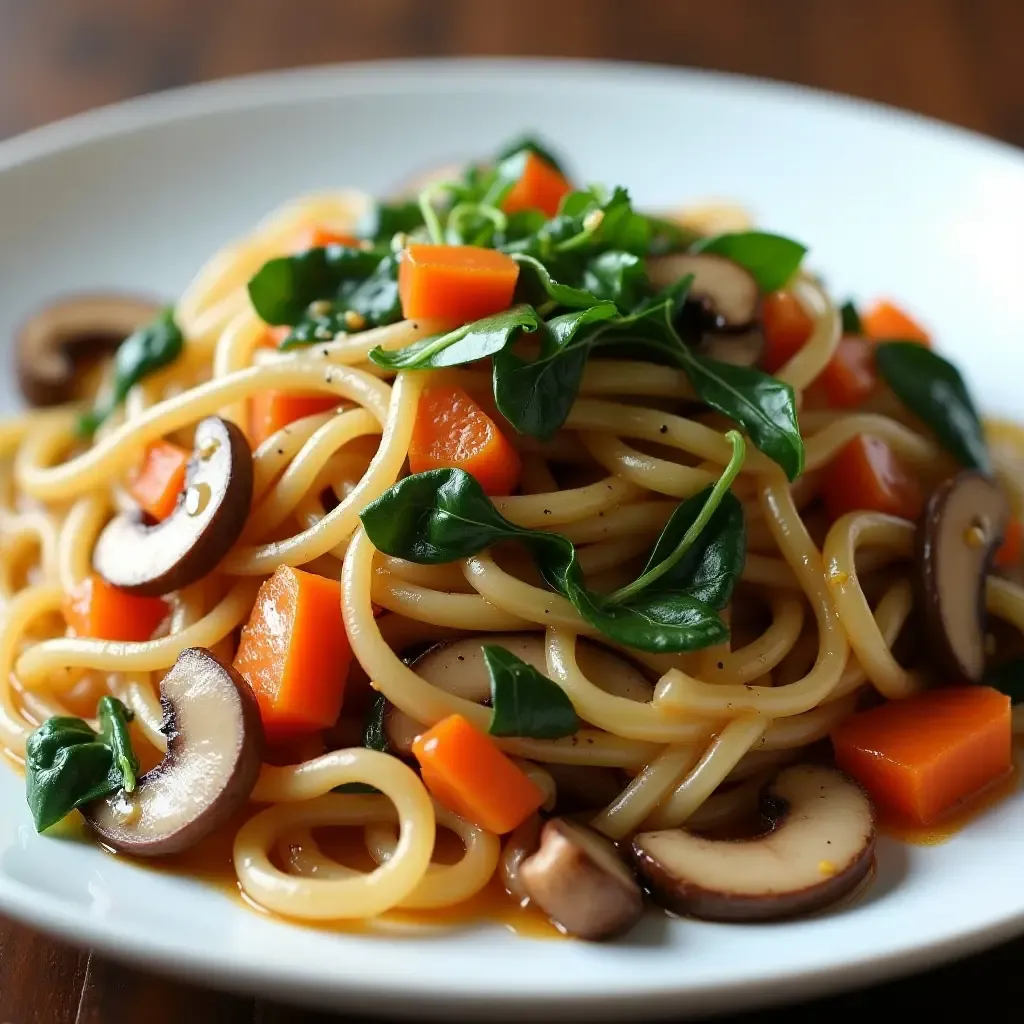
[1,56,1023,1019]
[1,55,1022,176]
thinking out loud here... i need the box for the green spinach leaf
[582,250,646,306]
[604,291,804,480]
[360,467,525,564]
[492,302,619,439]
[248,245,384,326]
[511,253,604,309]
[369,305,543,370]
[361,200,425,243]
[684,353,804,481]
[840,300,862,335]
[692,231,808,292]
[639,488,746,608]
[78,309,183,437]
[25,697,139,833]
[484,646,578,739]
[280,253,403,346]
[874,342,990,471]
[566,585,729,654]
[360,468,732,654]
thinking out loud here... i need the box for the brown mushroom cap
[93,416,253,596]
[916,470,1009,683]
[519,818,644,940]
[499,813,543,903]
[647,252,761,331]
[15,293,162,407]
[701,329,764,368]
[632,764,875,922]
[84,647,264,856]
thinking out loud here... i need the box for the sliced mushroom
[85,647,264,856]
[632,764,874,922]
[16,293,162,406]
[701,329,764,368]
[647,252,760,331]
[93,416,253,596]
[916,470,1010,682]
[384,703,423,756]
[499,813,542,902]
[519,817,644,939]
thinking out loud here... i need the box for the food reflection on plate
[2,136,1022,941]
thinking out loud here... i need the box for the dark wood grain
[1,0,1023,1020]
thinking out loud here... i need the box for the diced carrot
[812,336,878,409]
[63,574,168,642]
[398,244,519,322]
[821,434,923,523]
[128,440,190,522]
[862,300,931,345]
[832,687,1012,825]
[233,566,353,740]
[761,291,815,374]
[501,151,573,217]
[261,325,292,349]
[995,517,1022,569]
[408,384,521,496]
[412,714,545,834]
[249,391,339,447]
[292,226,360,252]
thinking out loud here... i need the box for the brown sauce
[9,740,1022,935]
[145,811,561,939]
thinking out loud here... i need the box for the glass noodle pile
[2,137,1024,940]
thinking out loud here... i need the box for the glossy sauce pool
[15,749,1020,937]
[148,812,562,939]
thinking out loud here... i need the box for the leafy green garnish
[25,697,139,833]
[360,444,747,655]
[247,245,401,345]
[840,300,862,334]
[683,352,804,481]
[361,200,426,244]
[492,302,620,439]
[983,658,1024,704]
[369,305,543,370]
[874,342,990,472]
[483,646,579,739]
[78,310,183,437]
[692,231,808,292]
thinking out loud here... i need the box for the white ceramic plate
[1,58,1023,1021]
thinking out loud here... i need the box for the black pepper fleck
[457,655,465,661]
[717,661,724,669]
[543,509,552,515]
[659,424,668,434]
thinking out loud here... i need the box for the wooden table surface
[1,0,1023,1020]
